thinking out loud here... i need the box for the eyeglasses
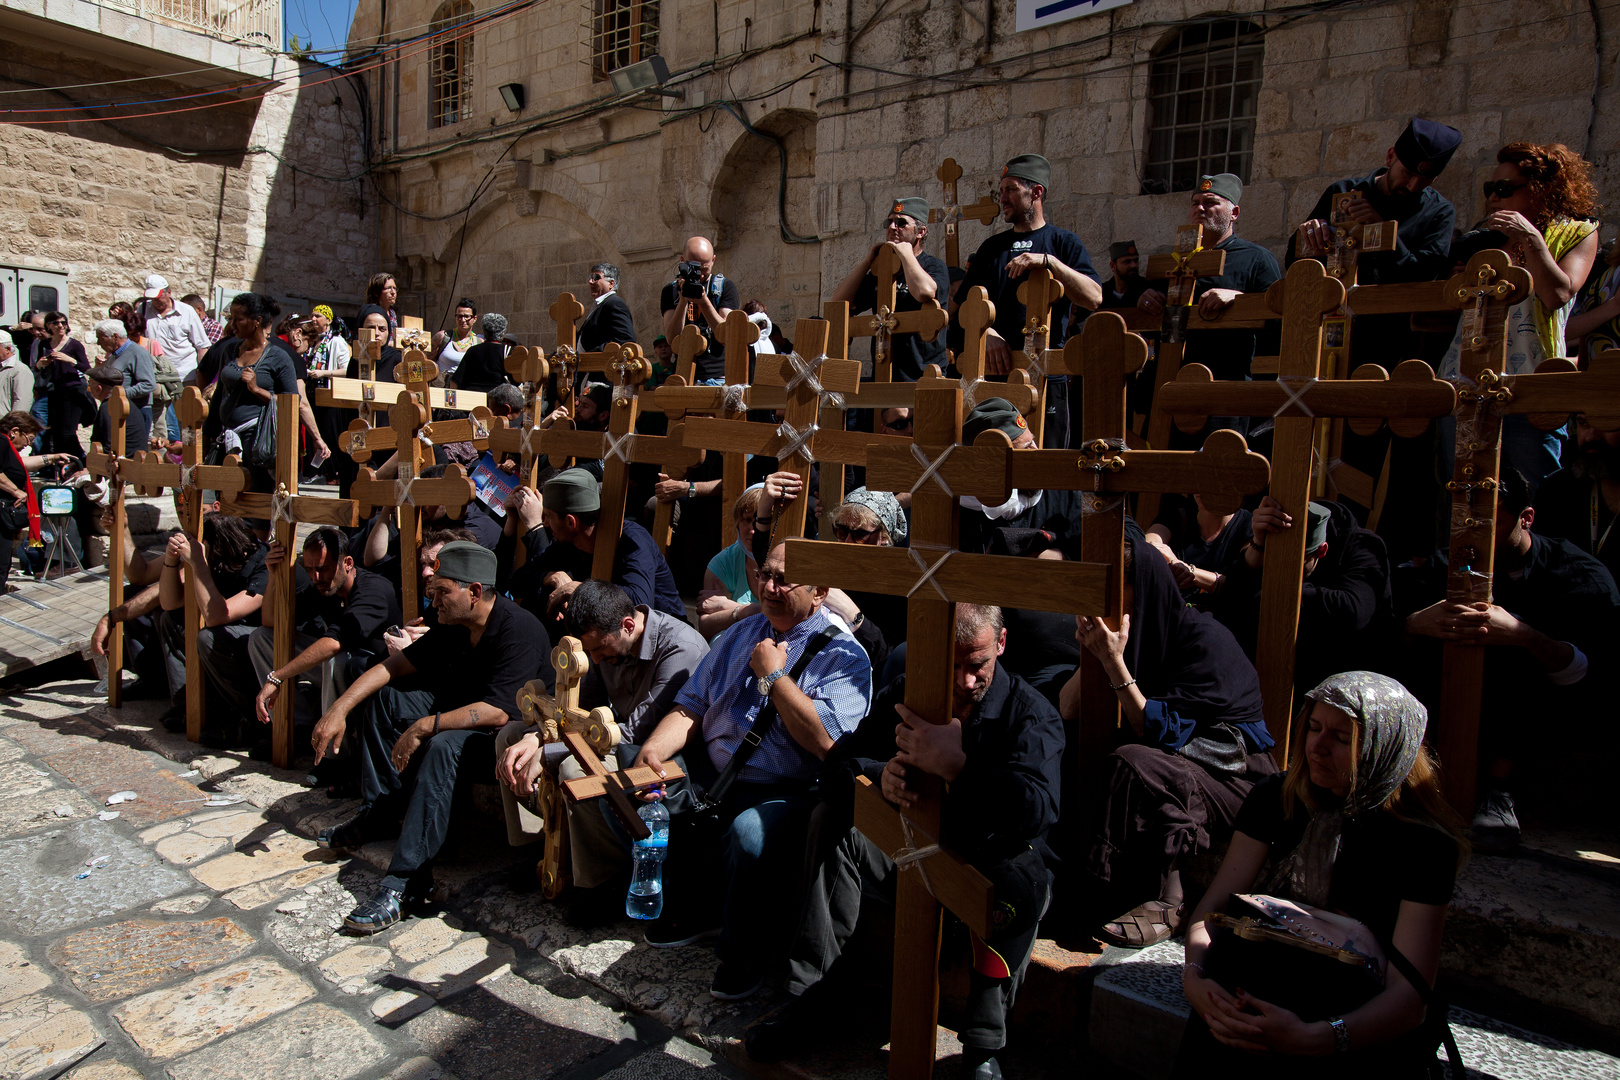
[1482,179,1530,200]
[885,218,916,230]
[455,312,475,320]
[881,415,913,431]
[833,523,880,543]
[756,569,805,592]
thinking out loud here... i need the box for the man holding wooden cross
[630,539,872,1001]
[1136,174,1280,438]
[494,580,709,920]
[830,196,951,381]
[747,604,1061,1080]
[955,153,1102,448]
[313,542,549,933]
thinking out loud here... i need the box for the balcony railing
[97,0,282,48]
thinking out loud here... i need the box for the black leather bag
[243,399,277,469]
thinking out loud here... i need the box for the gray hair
[94,318,128,341]
[487,383,525,412]
[590,262,620,286]
[955,604,1004,645]
[480,313,508,339]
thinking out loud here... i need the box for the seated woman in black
[1061,528,1277,947]
[1178,671,1466,1078]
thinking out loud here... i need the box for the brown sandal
[1096,899,1184,949]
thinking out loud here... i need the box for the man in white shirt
[138,274,211,383]
[0,341,32,414]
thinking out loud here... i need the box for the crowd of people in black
[6,115,1619,1079]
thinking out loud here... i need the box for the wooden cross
[106,388,250,743]
[218,394,360,767]
[1155,258,1460,755]
[1120,224,1228,527]
[513,635,689,897]
[530,344,688,583]
[784,370,1113,1080]
[349,380,477,619]
[1309,191,1402,499]
[679,320,876,545]
[339,349,497,464]
[648,310,760,521]
[955,286,1041,423]
[85,388,129,708]
[1011,266,1065,446]
[847,245,950,383]
[669,323,709,385]
[928,157,1001,270]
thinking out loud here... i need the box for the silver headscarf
[840,487,908,545]
[1263,671,1428,907]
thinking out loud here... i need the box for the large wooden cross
[514,635,688,897]
[928,157,1001,270]
[1119,224,1228,526]
[348,368,478,618]
[84,388,130,707]
[338,348,497,464]
[848,245,950,383]
[1156,258,1461,754]
[956,286,1041,423]
[531,343,689,583]
[785,370,1112,1080]
[1010,266,1066,446]
[106,388,250,742]
[648,310,760,521]
[218,394,360,767]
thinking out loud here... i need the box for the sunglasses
[833,523,880,543]
[881,415,913,431]
[590,274,609,282]
[885,218,916,230]
[1482,179,1529,200]
[45,319,66,327]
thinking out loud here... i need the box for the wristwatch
[1327,1015,1350,1054]
[756,667,787,698]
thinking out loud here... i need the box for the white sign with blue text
[1015,0,1133,33]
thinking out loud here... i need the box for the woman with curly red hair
[1441,142,1601,489]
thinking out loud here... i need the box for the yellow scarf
[1532,218,1598,359]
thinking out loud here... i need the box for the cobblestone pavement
[0,678,1085,1080]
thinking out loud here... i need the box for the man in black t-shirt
[313,542,549,933]
[1137,174,1282,436]
[955,153,1102,448]
[660,236,742,384]
[247,526,402,735]
[830,196,952,381]
[1099,240,1150,310]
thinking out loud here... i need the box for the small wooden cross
[1122,224,1228,526]
[786,370,1112,1080]
[349,384,477,619]
[928,157,1001,271]
[1011,266,1066,446]
[339,350,497,463]
[1156,259,1460,755]
[955,286,1041,422]
[218,394,361,767]
[109,388,251,743]
[547,292,588,419]
[513,635,688,897]
[669,323,709,385]
[85,388,130,708]
[846,245,950,383]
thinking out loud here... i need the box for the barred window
[430,1,475,128]
[1142,20,1264,195]
[592,0,659,80]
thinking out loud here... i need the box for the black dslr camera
[675,260,707,299]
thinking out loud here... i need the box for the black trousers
[359,683,495,894]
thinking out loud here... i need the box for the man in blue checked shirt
[631,539,872,1002]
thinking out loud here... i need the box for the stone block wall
[351,0,1616,349]
[0,36,372,324]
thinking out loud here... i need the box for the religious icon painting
[363,385,376,401]
[1325,320,1346,349]
[445,390,457,408]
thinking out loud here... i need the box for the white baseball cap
[142,274,168,298]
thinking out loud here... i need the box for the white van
[0,263,70,324]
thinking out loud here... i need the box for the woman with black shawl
[1059,528,1278,947]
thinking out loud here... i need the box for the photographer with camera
[661,237,741,385]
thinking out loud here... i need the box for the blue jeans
[29,395,47,454]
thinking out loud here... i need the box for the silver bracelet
[1110,677,1137,692]
[265,672,282,687]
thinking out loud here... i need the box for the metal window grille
[591,0,659,80]
[431,1,475,128]
[1142,20,1264,195]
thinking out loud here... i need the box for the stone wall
[351,0,1617,348]
[0,36,373,324]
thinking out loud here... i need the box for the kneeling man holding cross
[312,542,550,932]
[632,538,872,1001]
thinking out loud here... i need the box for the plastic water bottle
[625,799,669,920]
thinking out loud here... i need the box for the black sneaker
[1472,788,1521,851]
[966,1051,1003,1080]
[199,725,248,751]
[343,885,409,934]
[318,814,372,854]
[643,913,720,949]
[710,961,765,1001]
[160,702,188,733]
[744,988,827,1061]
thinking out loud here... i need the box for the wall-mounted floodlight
[609,55,682,99]
[498,83,526,111]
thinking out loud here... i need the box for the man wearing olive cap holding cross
[830,195,952,381]
[955,153,1103,448]
[311,541,550,933]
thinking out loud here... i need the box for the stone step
[1086,938,1620,1079]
